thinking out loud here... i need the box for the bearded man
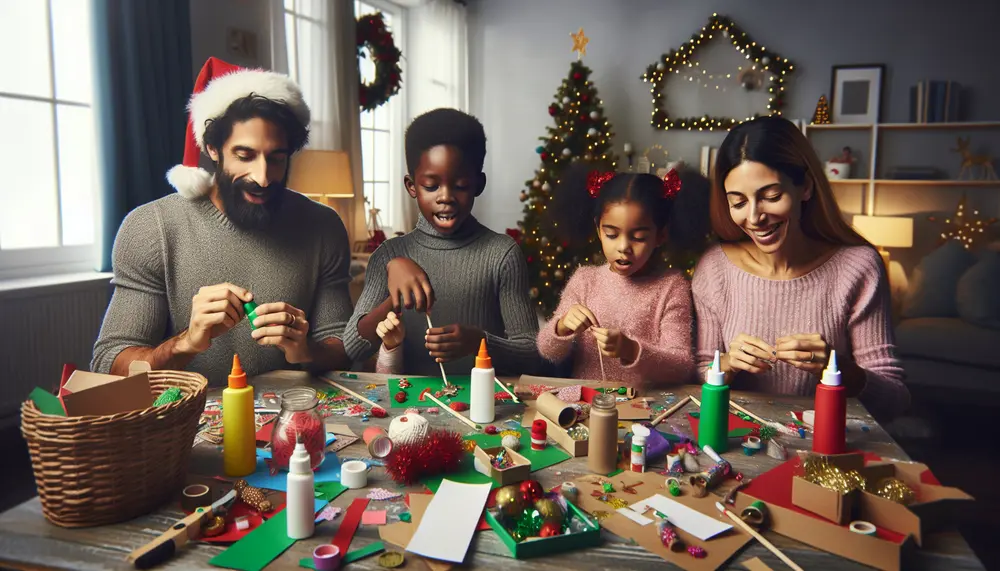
[92,58,353,384]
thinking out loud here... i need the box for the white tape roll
[341,460,369,489]
[849,520,876,536]
[744,436,762,450]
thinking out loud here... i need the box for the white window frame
[356,0,406,236]
[0,0,100,281]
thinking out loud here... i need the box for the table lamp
[287,150,354,201]
[852,215,913,266]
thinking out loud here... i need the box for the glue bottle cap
[475,338,492,369]
[820,350,842,387]
[228,354,247,389]
[706,350,726,386]
[289,433,312,474]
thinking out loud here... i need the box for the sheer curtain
[400,0,469,230]
[271,0,367,243]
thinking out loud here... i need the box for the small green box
[484,500,601,559]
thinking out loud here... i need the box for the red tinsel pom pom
[449,402,469,412]
[370,406,388,418]
[385,428,465,485]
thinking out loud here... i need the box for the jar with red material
[271,387,325,471]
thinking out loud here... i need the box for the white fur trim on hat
[189,69,311,151]
[166,165,214,199]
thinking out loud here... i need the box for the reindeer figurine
[952,137,998,180]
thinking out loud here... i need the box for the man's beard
[216,164,286,230]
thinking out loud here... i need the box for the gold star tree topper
[570,28,589,59]
[929,194,997,249]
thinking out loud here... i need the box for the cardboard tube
[536,392,576,428]
[362,426,393,458]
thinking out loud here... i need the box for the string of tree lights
[512,36,618,316]
[929,194,997,249]
[641,13,795,131]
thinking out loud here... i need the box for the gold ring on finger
[287,314,295,326]
[741,344,748,354]
[808,351,815,362]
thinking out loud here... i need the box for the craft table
[0,370,985,570]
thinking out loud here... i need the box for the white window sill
[0,271,113,300]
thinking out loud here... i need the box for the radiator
[0,276,111,424]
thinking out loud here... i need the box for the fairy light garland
[641,13,795,132]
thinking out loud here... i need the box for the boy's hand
[425,323,485,363]
[387,257,435,313]
[556,304,599,336]
[376,311,405,350]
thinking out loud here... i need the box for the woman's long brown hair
[711,116,870,247]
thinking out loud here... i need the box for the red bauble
[548,104,559,116]
[540,152,549,161]
[581,94,589,103]
[526,256,534,263]
[579,114,588,122]
[385,428,465,484]
[394,391,408,403]
[539,522,561,537]
[519,480,544,503]
[573,72,582,80]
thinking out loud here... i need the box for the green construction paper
[209,509,295,571]
[465,427,571,472]
[314,481,348,502]
[608,469,624,477]
[28,387,65,416]
[387,375,502,408]
[399,512,411,522]
[298,541,386,569]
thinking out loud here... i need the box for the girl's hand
[724,333,776,375]
[387,257,434,313]
[592,328,638,363]
[375,311,405,350]
[556,304,599,336]
[775,333,829,377]
[425,323,485,363]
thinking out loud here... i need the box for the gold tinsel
[591,510,612,523]
[801,455,867,494]
[872,478,916,505]
[606,497,630,510]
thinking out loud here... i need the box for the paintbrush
[128,489,237,569]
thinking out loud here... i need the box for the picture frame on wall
[830,64,885,124]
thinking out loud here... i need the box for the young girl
[536,164,711,386]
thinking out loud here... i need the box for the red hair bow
[587,170,615,198]
[662,168,681,198]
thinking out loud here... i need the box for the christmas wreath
[357,12,402,111]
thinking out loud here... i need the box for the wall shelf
[805,121,1000,131]
[828,179,1000,187]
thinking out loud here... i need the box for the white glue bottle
[470,339,495,423]
[286,433,315,539]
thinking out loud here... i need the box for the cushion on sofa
[902,240,976,319]
[956,251,1000,330]
[895,317,1000,369]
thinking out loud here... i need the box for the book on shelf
[910,80,961,123]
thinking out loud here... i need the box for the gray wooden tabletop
[0,370,984,571]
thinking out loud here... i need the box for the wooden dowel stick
[730,400,769,425]
[423,391,480,430]
[688,396,797,437]
[321,377,384,410]
[716,502,803,571]
[494,377,520,404]
[425,314,452,387]
[650,395,691,427]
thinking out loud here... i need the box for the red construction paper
[255,422,275,444]
[200,502,265,543]
[686,412,758,439]
[741,452,907,543]
[332,497,369,555]
[580,386,599,403]
[408,492,491,530]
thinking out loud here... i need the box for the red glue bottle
[813,350,846,455]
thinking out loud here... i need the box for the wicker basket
[20,370,208,527]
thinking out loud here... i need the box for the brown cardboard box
[790,452,865,524]
[59,366,153,417]
[521,406,588,457]
[473,445,531,486]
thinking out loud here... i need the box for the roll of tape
[849,521,877,536]
[560,482,578,502]
[313,544,342,571]
[341,460,369,489]
[234,515,250,531]
[744,436,762,449]
[181,484,210,512]
[740,500,767,526]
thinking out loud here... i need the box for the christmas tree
[513,48,617,317]
[812,95,831,124]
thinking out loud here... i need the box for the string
[596,335,606,383]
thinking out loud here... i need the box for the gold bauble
[534,498,564,525]
[496,485,526,518]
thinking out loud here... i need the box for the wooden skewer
[688,396,797,437]
[716,502,803,571]
[425,314,452,387]
[650,395,691,427]
[320,377,384,411]
[423,391,480,430]
[494,377,520,404]
[596,336,607,383]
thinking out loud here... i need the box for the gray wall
[467,0,1000,273]
[190,0,273,75]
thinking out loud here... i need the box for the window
[0,0,99,279]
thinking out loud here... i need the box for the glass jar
[587,393,619,475]
[271,387,325,471]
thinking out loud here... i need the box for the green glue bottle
[699,350,729,453]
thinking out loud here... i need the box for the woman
[692,116,909,419]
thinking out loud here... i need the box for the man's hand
[177,282,252,354]
[250,302,312,364]
[425,323,484,363]
[376,311,406,350]
[387,257,434,313]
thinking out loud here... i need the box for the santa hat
[166,57,311,199]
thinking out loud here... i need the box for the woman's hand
[775,333,829,377]
[723,333,776,375]
[556,304,599,337]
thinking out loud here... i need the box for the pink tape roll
[313,544,342,571]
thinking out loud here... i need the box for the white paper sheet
[631,494,732,540]
[616,507,653,526]
[406,479,492,562]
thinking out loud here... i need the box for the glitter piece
[687,545,707,558]
[367,488,404,501]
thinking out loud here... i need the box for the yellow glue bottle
[223,354,256,477]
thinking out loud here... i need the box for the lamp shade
[852,215,914,248]
[287,150,354,198]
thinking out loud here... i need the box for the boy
[342,108,539,376]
